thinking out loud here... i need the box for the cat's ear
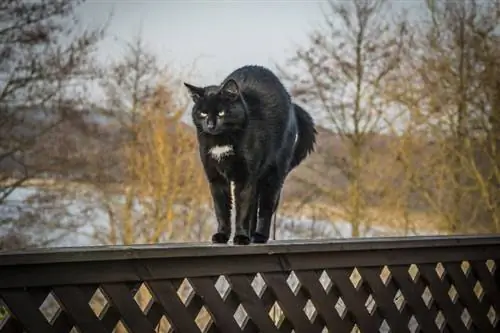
[184,82,205,103]
[220,79,240,102]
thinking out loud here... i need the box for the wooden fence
[0,235,499,333]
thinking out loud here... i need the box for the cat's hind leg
[253,167,284,244]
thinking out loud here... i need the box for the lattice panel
[0,260,498,333]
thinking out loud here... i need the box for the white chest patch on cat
[209,145,234,162]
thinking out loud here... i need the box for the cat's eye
[199,111,208,118]
[217,110,225,117]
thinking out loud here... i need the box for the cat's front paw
[251,232,269,244]
[233,234,251,245]
[212,232,230,244]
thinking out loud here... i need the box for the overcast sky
[79,1,326,86]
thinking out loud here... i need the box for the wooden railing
[0,235,499,333]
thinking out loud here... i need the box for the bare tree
[91,83,212,246]
[279,0,407,236]
[0,0,107,248]
[98,32,165,136]
[81,34,213,246]
[465,4,500,232]
[386,0,500,233]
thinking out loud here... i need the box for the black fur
[184,65,317,245]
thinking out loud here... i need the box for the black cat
[184,65,316,245]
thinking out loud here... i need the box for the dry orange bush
[117,83,211,244]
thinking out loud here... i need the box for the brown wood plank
[214,276,252,331]
[2,237,500,289]
[50,312,75,333]
[221,287,258,333]
[183,290,214,333]
[144,301,164,329]
[0,237,499,333]
[377,268,415,325]
[389,266,441,333]
[100,283,156,333]
[31,287,77,333]
[268,302,294,333]
[147,280,201,333]
[51,286,108,333]
[443,262,496,332]
[293,270,353,333]
[0,316,24,333]
[98,283,142,332]
[52,285,97,333]
[256,286,291,331]
[167,278,183,292]
[354,273,386,330]
[2,235,498,266]
[411,265,443,331]
[188,277,243,333]
[28,287,75,331]
[240,312,258,333]
[276,315,294,333]
[185,291,206,320]
[0,290,55,333]
[259,287,276,313]
[221,289,240,313]
[98,303,121,332]
[417,264,468,333]
[326,268,380,332]
[226,274,280,333]
[192,298,213,333]
[81,285,102,301]
[419,263,464,333]
[28,288,53,308]
[261,272,322,333]
[357,267,411,333]
[470,261,500,313]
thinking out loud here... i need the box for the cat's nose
[206,120,216,130]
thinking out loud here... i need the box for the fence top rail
[1,234,499,266]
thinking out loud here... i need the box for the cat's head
[184,79,247,135]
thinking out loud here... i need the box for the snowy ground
[1,186,438,248]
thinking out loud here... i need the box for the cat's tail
[290,103,317,171]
